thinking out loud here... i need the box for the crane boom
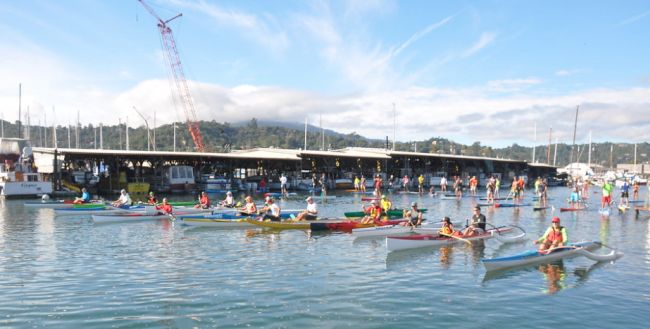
[137,0,206,152]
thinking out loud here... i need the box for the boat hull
[481,241,600,272]
[386,228,510,252]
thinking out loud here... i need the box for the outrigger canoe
[92,208,208,224]
[55,206,140,216]
[481,241,623,272]
[179,217,253,228]
[386,227,520,252]
[24,200,105,209]
[344,209,427,218]
[352,222,451,238]
[245,219,407,231]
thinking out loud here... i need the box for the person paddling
[259,196,281,222]
[361,200,383,225]
[195,191,211,209]
[156,197,173,215]
[401,202,423,227]
[238,196,257,216]
[73,187,90,204]
[461,206,486,237]
[147,191,158,205]
[295,196,318,221]
[438,217,455,236]
[535,217,567,252]
[112,189,132,208]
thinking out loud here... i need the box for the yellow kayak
[244,219,311,230]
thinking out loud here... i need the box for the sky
[0,0,649,147]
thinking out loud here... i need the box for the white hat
[226,191,232,195]
[306,196,313,202]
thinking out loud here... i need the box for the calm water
[1,187,649,328]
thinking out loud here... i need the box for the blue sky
[1,0,649,147]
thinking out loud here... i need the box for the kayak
[24,200,104,209]
[92,212,172,224]
[244,218,407,231]
[92,208,206,224]
[533,206,551,211]
[179,217,254,228]
[352,222,448,238]
[386,227,515,252]
[344,208,428,218]
[361,197,380,201]
[482,241,603,272]
[55,206,139,216]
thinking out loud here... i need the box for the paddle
[439,232,472,246]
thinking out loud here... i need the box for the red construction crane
[137,0,206,152]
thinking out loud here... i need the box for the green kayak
[344,208,428,218]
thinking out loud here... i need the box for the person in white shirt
[112,189,132,208]
[295,196,318,221]
[260,196,281,221]
[280,174,288,196]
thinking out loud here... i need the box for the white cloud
[171,0,290,53]
[487,78,542,92]
[618,10,650,26]
[461,32,496,58]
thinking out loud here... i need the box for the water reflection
[538,262,566,294]
[439,246,452,269]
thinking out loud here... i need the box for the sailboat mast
[547,127,552,164]
[18,83,22,138]
[569,105,579,173]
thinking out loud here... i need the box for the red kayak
[313,219,407,232]
[361,197,380,202]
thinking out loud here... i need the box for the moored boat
[179,217,254,228]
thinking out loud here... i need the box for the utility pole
[99,123,103,149]
[119,118,123,150]
[304,117,307,150]
[75,111,80,149]
[553,138,558,166]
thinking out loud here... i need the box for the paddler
[155,198,173,214]
[461,206,486,237]
[295,196,318,221]
[220,191,235,208]
[438,217,454,236]
[601,180,613,209]
[195,191,211,209]
[259,196,281,222]
[73,187,91,204]
[146,191,158,205]
[535,217,567,251]
[401,202,423,227]
[238,196,257,216]
[361,200,383,224]
[380,194,392,213]
[112,189,132,208]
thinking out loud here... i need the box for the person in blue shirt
[73,188,91,204]
[620,180,630,207]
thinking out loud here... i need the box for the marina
[0,186,647,327]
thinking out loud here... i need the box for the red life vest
[547,226,564,243]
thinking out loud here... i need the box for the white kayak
[352,221,451,238]
[91,207,211,223]
[55,206,135,216]
[386,227,516,252]
[481,241,622,272]
[24,200,104,209]
[179,217,254,228]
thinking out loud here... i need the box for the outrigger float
[481,241,623,272]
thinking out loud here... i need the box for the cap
[120,189,126,193]
[265,196,273,202]
[306,196,313,202]
[411,202,417,207]
[381,195,386,199]
[226,191,232,195]
[552,217,560,223]
[370,200,377,205]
